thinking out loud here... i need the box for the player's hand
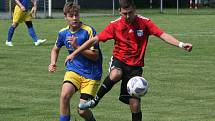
[182,43,193,52]
[67,35,78,49]
[48,64,57,72]
[65,54,75,65]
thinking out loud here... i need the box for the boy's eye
[68,14,78,18]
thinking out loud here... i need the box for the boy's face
[65,11,80,29]
[119,6,136,23]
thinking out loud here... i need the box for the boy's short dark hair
[63,2,80,15]
[119,0,136,9]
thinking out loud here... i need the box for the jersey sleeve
[55,32,65,48]
[92,27,97,37]
[146,20,164,37]
[87,27,98,51]
[97,23,114,42]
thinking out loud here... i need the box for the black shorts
[109,56,143,104]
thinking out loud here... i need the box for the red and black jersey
[97,15,164,66]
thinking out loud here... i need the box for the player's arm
[65,36,99,63]
[147,19,192,52]
[49,45,60,72]
[30,0,37,17]
[15,0,26,11]
[68,35,99,61]
[160,32,193,52]
[79,47,100,61]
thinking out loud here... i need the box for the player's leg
[79,56,122,109]
[119,65,143,121]
[60,71,80,121]
[94,67,122,101]
[129,97,142,121]
[25,21,47,45]
[6,5,21,46]
[94,56,123,101]
[7,22,18,42]
[77,77,100,121]
[59,82,76,121]
[6,22,18,46]
[25,21,39,42]
[78,97,96,121]
[24,12,46,46]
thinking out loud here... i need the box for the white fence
[0,0,115,19]
[1,0,214,19]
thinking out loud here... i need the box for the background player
[65,0,192,121]
[48,2,102,121]
[5,0,46,46]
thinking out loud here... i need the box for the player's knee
[60,92,71,103]
[109,68,122,81]
[11,23,18,28]
[77,107,88,117]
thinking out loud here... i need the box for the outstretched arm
[160,32,192,52]
[65,36,100,63]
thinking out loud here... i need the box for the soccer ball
[127,76,148,97]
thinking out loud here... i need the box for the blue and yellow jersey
[56,24,103,80]
[18,0,29,10]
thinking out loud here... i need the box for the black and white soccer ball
[127,76,148,97]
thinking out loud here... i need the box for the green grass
[0,10,215,121]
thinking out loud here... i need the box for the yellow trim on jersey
[58,24,96,51]
[64,71,100,96]
[81,24,96,51]
[81,24,94,38]
[59,26,69,33]
[13,5,32,23]
[59,24,94,37]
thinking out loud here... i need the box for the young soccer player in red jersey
[65,0,192,120]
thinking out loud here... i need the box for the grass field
[0,10,215,121]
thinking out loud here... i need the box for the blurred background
[1,0,215,19]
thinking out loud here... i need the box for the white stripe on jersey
[110,17,121,23]
[137,15,150,20]
[108,56,114,73]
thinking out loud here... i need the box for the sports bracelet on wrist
[178,42,184,48]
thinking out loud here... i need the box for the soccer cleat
[5,41,13,47]
[34,39,47,46]
[78,98,99,110]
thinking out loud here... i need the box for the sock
[96,76,117,100]
[86,114,96,121]
[60,115,70,121]
[7,26,15,42]
[28,27,38,42]
[132,112,142,121]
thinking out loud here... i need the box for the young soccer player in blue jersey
[48,2,102,121]
[5,0,46,46]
